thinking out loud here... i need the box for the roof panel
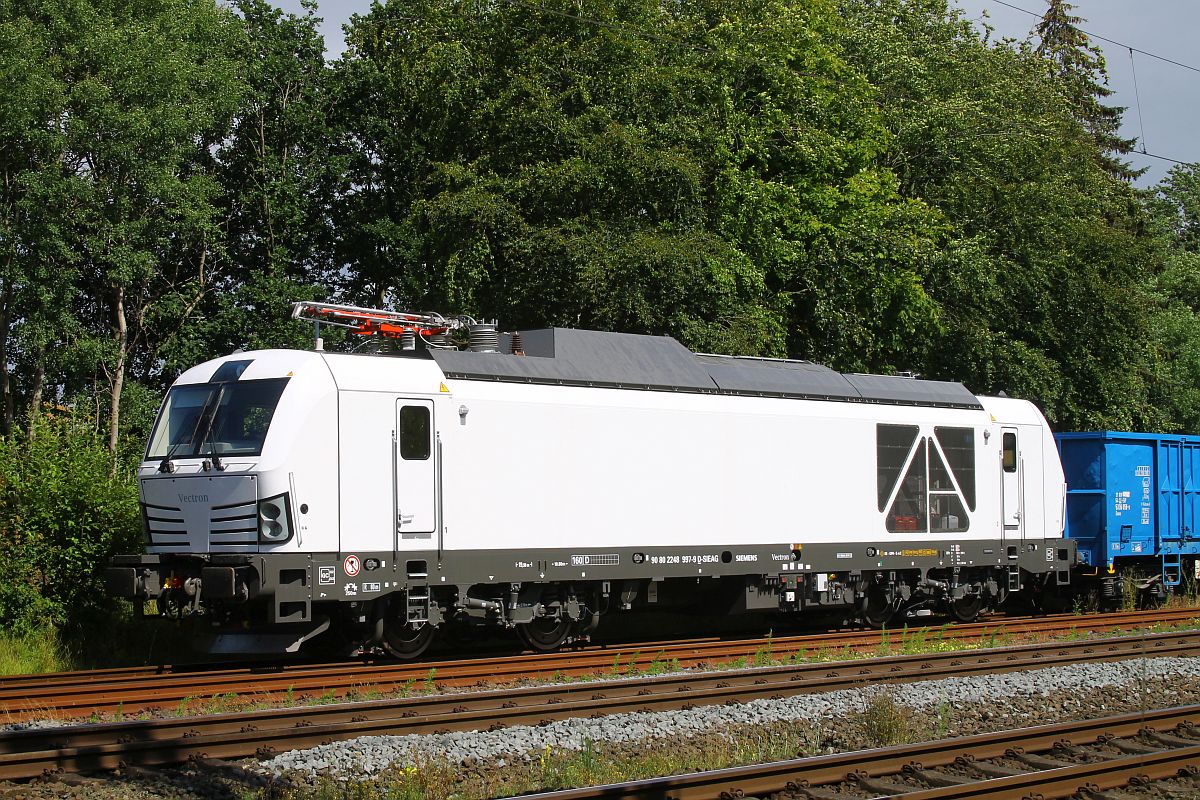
[432,328,717,390]
[845,373,982,409]
[432,327,983,409]
[696,355,861,401]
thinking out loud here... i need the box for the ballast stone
[259,656,1200,778]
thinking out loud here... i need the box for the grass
[0,602,208,677]
[0,626,74,675]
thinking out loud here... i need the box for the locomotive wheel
[949,594,984,623]
[860,590,895,629]
[382,620,435,659]
[517,617,574,652]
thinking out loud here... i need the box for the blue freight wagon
[1056,431,1200,597]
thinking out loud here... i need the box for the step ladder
[1007,564,1021,592]
[406,586,431,624]
[1162,553,1183,587]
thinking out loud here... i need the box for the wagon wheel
[382,620,435,659]
[517,617,574,652]
[1139,582,1168,610]
[949,594,984,623]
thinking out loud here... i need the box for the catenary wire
[985,0,1200,74]
[1127,47,1148,154]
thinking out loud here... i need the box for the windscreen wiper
[159,387,218,473]
[194,384,227,471]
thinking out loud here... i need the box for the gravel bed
[5,655,1200,799]
[262,656,1200,777]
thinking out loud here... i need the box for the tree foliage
[1033,0,1138,179]
[837,0,1162,429]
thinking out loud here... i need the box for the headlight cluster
[258,493,293,544]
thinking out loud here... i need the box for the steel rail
[513,706,1200,799]
[2,607,1195,723]
[1,629,1199,780]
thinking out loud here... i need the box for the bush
[0,417,141,637]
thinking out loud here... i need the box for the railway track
[2,628,1199,780]
[2,608,1195,723]
[517,705,1200,799]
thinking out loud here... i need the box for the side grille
[144,504,187,545]
[209,500,258,545]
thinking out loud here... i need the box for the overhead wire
[1127,47,1147,155]
[979,0,1197,166]
[985,0,1200,74]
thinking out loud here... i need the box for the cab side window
[1002,432,1017,473]
[399,406,431,460]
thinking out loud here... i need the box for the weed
[643,651,669,675]
[875,626,892,657]
[860,690,911,747]
[175,695,198,716]
[422,668,437,694]
[1121,569,1145,611]
[753,631,775,667]
[933,694,952,738]
[203,692,240,714]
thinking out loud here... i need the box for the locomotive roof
[430,328,982,410]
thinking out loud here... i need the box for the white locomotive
[107,302,1073,657]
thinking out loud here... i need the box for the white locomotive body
[108,310,1072,655]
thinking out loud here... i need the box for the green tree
[0,0,246,452]
[333,0,943,366]
[0,416,140,633]
[1146,164,1200,430]
[1034,0,1139,179]
[158,0,340,373]
[839,0,1162,430]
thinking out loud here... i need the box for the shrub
[0,417,140,636]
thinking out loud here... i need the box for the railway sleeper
[1146,730,1200,748]
[791,785,844,800]
[1006,749,1075,769]
[955,755,1026,778]
[900,764,977,786]
[845,771,914,794]
[1106,736,1166,755]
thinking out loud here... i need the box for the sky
[274,0,1199,187]
[952,0,1199,186]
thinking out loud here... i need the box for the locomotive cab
[107,349,343,653]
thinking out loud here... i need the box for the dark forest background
[2,0,1199,652]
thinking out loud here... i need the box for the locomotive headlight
[258,493,293,544]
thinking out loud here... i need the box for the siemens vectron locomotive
[106,302,1073,657]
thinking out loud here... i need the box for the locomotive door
[394,399,437,548]
[1001,427,1023,540]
